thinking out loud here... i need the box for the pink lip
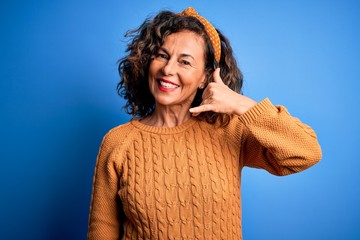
[157,78,179,92]
[158,78,179,86]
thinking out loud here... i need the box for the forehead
[162,31,206,56]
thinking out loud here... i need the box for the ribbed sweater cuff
[238,98,277,125]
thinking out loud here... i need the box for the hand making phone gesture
[190,68,257,116]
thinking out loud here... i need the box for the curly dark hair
[117,10,243,125]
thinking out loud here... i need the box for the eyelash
[155,53,192,67]
[181,60,191,66]
[156,53,169,60]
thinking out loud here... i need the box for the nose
[161,58,176,76]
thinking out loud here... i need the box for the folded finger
[189,104,212,114]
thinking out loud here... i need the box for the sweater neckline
[131,117,198,134]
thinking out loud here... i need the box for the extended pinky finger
[189,104,212,114]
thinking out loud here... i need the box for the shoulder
[100,120,137,151]
[95,120,139,169]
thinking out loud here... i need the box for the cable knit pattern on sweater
[88,98,322,239]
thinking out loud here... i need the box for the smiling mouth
[158,80,179,89]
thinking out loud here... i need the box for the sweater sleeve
[88,131,124,240]
[238,98,322,176]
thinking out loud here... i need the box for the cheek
[148,63,157,83]
[148,60,163,78]
[148,75,156,93]
[182,70,204,83]
[148,61,155,77]
[148,62,161,95]
[183,73,205,88]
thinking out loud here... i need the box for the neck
[141,105,192,128]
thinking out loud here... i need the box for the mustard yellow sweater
[88,98,321,239]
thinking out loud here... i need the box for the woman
[88,7,322,239]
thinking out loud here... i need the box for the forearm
[239,98,322,175]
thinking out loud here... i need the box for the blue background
[1,0,359,239]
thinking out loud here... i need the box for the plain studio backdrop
[1,0,359,239]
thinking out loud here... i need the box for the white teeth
[159,80,178,89]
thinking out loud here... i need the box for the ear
[199,70,211,88]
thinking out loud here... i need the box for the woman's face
[148,31,208,110]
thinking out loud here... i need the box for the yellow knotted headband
[179,7,221,63]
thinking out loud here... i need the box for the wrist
[233,95,257,116]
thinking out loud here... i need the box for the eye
[180,60,191,66]
[155,53,169,60]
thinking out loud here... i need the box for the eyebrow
[159,47,196,61]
